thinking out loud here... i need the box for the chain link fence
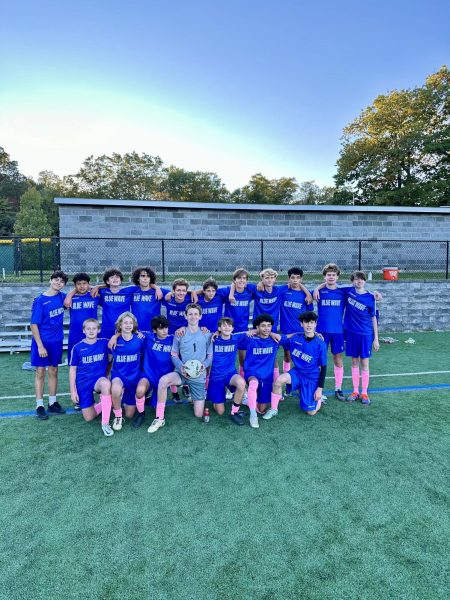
[1,237,449,282]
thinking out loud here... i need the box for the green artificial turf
[1,333,449,599]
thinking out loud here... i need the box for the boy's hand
[374,291,382,301]
[211,331,219,341]
[164,291,173,302]
[313,287,321,301]
[108,334,119,350]
[256,281,264,292]
[64,296,72,308]
[315,332,324,342]
[71,390,79,404]
[190,291,199,303]
[304,291,313,304]
[269,332,281,343]
[200,327,209,334]
[246,328,257,337]
[154,286,163,300]
[90,285,101,298]
[314,388,323,402]
[175,327,186,337]
[137,331,145,340]
[38,344,48,358]
[373,339,380,352]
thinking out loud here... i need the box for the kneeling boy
[265,311,327,419]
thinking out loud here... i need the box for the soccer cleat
[225,389,233,401]
[346,392,360,402]
[112,417,124,431]
[335,389,345,401]
[360,393,371,405]
[172,392,182,404]
[249,414,259,429]
[36,406,49,420]
[321,395,328,405]
[147,418,165,433]
[102,424,114,437]
[262,408,278,420]
[182,385,190,397]
[230,412,244,426]
[132,411,145,428]
[48,401,66,414]
[73,402,82,412]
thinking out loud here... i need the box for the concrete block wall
[2,281,449,333]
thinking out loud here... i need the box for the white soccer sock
[36,398,44,408]
[48,396,57,405]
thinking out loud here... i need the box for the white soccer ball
[183,359,203,379]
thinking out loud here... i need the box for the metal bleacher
[0,320,70,354]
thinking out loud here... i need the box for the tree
[0,147,28,208]
[162,167,230,203]
[232,174,298,204]
[36,171,66,235]
[335,66,450,206]
[0,197,15,235]
[66,152,166,200]
[13,187,52,237]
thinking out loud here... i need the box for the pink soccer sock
[94,402,102,416]
[113,408,123,418]
[136,397,145,413]
[100,395,112,425]
[170,385,178,394]
[231,403,240,415]
[283,361,290,373]
[239,366,245,378]
[247,380,258,411]
[361,370,370,395]
[334,365,344,390]
[156,403,165,420]
[273,366,280,380]
[271,392,282,411]
[351,367,360,393]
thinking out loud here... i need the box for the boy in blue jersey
[196,278,224,332]
[30,270,68,420]
[344,271,379,405]
[264,311,327,420]
[127,266,166,330]
[239,313,288,428]
[207,317,248,426]
[162,278,194,334]
[132,316,175,428]
[147,304,213,433]
[66,273,100,362]
[110,312,145,431]
[97,269,133,340]
[279,267,314,373]
[69,318,113,436]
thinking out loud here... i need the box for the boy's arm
[315,365,327,401]
[64,288,76,308]
[108,333,120,350]
[69,365,79,404]
[30,324,48,357]
[228,282,236,304]
[203,338,214,369]
[90,284,107,298]
[372,316,379,352]
[313,282,326,301]
[299,284,313,304]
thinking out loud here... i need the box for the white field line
[1,370,450,400]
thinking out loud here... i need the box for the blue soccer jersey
[283,334,327,380]
[162,296,191,334]
[197,294,224,332]
[99,288,133,339]
[280,289,314,334]
[316,287,352,334]
[70,338,110,386]
[343,289,377,335]
[68,293,100,356]
[141,331,174,382]
[126,285,167,330]
[210,333,246,380]
[251,284,289,330]
[111,334,144,382]
[241,334,287,380]
[219,286,254,331]
[31,292,66,341]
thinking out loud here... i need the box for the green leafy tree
[66,152,166,200]
[13,187,52,237]
[232,174,298,204]
[162,167,230,202]
[0,147,28,208]
[335,66,450,206]
[0,197,15,235]
[36,171,66,235]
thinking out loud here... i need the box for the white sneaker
[241,392,249,406]
[262,408,278,420]
[225,389,233,401]
[249,414,259,428]
[112,417,124,431]
[102,423,114,436]
[147,418,165,433]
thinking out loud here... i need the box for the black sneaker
[48,401,66,414]
[335,389,345,401]
[36,406,49,420]
[132,411,145,428]
[182,385,190,397]
[73,402,82,412]
[230,412,244,426]
[172,392,182,404]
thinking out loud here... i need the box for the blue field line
[0,399,192,419]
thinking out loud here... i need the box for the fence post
[13,237,20,276]
[446,241,449,280]
[260,240,264,271]
[161,239,165,282]
[358,240,362,271]
[38,237,44,282]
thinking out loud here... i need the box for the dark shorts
[345,331,372,359]
[319,332,344,355]
[111,374,140,405]
[286,369,319,412]
[77,377,103,409]
[206,371,237,404]
[246,374,273,404]
[31,339,63,368]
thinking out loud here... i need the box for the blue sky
[1,0,449,190]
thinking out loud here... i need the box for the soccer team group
[30,264,381,436]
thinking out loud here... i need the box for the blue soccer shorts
[345,331,373,359]
[286,369,319,412]
[206,371,237,404]
[31,339,63,368]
